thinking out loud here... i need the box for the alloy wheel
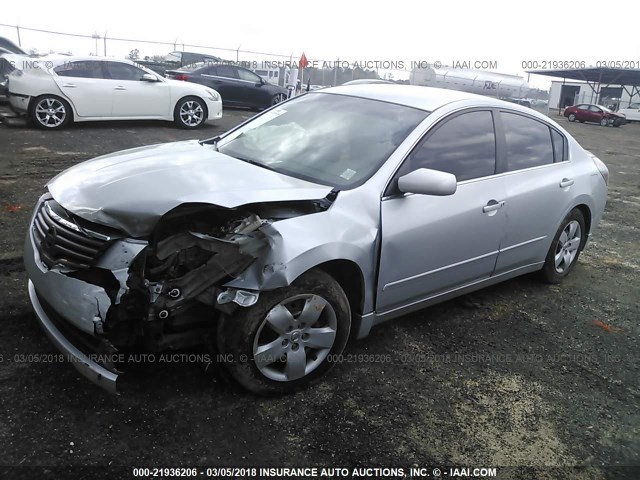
[253,294,337,382]
[554,220,581,273]
[272,93,287,105]
[35,98,66,128]
[179,101,204,126]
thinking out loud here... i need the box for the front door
[377,110,506,313]
[105,62,170,117]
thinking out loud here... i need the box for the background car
[617,102,640,122]
[137,51,224,76]
[0,36,27,100]
[24,85,608,395]
[564,103,626,127]
[167,63,288,109]
[7,56,222,129]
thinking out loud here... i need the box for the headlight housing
[206,89,220,101]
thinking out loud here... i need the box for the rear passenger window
[551,129,566,162]
[54,61,104,79]
[406,111,496,182]
[502,112,554,171]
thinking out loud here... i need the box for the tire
[271,93,287,106]
[174,96,207,129]
[541,209,586,284]
[600,117,609,127]
[567,113,576,122]
[217,269,351,395]
[29,95,72,130]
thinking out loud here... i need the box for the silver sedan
[24,85,609,395]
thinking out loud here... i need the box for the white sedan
[617,103,640,122]
[7,56,222,129]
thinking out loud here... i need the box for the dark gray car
[167,63,288,109]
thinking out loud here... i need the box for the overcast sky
[2,0,639,89]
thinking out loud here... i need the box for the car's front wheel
[29,95,72,130]
[174,96,207,129]
[541,209,586,284]
[567,113,576,122]
[600,117,609,127]
[271,93,287,106]
[217,269,351,395]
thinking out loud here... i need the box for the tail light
[590,155,609,185]
[174,74,190,81]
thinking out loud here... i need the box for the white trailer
[410,66,529,99]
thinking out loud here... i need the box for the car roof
[315,84,531,112]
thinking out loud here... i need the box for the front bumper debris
[27,281,119,393]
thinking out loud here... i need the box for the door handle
[114,86,127,90]
[559,178,574,188]
[62,83,76,88]
[482,200,505,213]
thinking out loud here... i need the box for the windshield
[217,93,429,188]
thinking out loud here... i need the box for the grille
[32,200,114,270]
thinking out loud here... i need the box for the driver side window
[398,110,497,188]
[105,62,147,81]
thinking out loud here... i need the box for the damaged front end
[25,193,333,392]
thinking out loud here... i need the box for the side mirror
[141,73,159,82]
[397,168,457,196]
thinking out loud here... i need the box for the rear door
[52,60,112,117]
[203,65,243,104]
[574,104,589,121]
[493,110,574,273]
[377,110,507,312]
[105,61,170,117]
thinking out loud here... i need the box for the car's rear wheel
[541,209,586,284]
[29,95,72,130]
[567,113,576,122]
[600,117,609,127]
[174,96,207,129]
[217,269,351,395]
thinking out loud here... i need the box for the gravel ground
[0,106,638,480]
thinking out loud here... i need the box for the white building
[549,80,640,111]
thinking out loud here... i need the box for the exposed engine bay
[36,196,336,359]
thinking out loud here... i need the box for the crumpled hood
[48,140,332,237]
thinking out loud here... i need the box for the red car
[564,104,626,127]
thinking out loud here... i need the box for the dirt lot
[0,106,638,479]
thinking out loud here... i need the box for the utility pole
[92,33,100,56]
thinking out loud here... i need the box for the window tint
[105,62,146,81]
[577,104,589,110]
[237,68,260,82]
[54,61,104,79]
[588,105,602,113]
[216,65,239,79]
[405,111,496,182]
[502,112,554,170]
[551,129,566,162]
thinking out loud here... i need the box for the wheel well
[174,95,208,117]
[315,260,365,315]
[574,204,592,236]
[29,94,74,120]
